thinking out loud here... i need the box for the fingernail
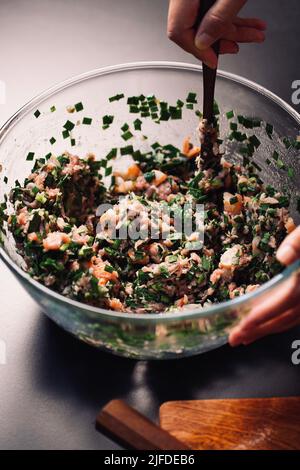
[195,32,214,50]
[277,244,297,265]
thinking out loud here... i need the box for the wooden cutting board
[159,397,300,450]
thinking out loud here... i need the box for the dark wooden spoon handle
[196,0,219,124]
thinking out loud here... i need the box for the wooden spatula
[160,397,300,450]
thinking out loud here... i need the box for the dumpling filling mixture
[4,116,295,313]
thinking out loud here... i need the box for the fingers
[167,0,200,40]
[225,26,265,44]
[277,225,300,265]
[230,306,300,346]
[195,0,247,49]
[234,17,267,30]
[232,274,300,334]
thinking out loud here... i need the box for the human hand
[229,226,300,347]
[167,0,266,69]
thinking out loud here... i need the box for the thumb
[195,0,247,50]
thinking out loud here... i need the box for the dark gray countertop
[0,0,299,450]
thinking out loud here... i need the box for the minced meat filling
[6,120,295,313]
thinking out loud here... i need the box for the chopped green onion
[226,110,234,119]
[3,176,8,184]
[74,102,84,112]
[109,93,124,102]
[105,166,112,176]
[121,130,133,141]
[26,152,35,161]
[49,137,56,145]
[105,148,117,160]
[83,117,93,125]
[121,123,129,132]
[34,110,41,118]
[50,105,56,113]
[134,118,142,130]
[62,130,69,139]
[186,92,197,104]
[129,105,139,113]
[71,138,76,147]
[64,120,75,131]
[120,145,134,156]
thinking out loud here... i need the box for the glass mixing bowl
[1,62,300,359]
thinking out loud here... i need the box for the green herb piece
[226,110,234,119]
[121,123,129,132]
[63,120,75,131]
[176,99,184,108]
[282,137,292,149]
[83,117,93,125]
[71,138,76,147]
[3,176,8,184]
[50,105,56,113]
[34,110,41,118]
[120,145,134,155]
[287,167,294,178]
[129,105,139,113]
[26,152,35,161]
[74,102,84,112]
[230,122,238,131]
[62,129,69,139]
[186,92,197,104]
[106,148,117,160]
[49,137,56,145]
[249,135,261,148]
[229,196,238,204]
[134,118,142,130]
[144,171,155,183]
[213,100,220,115]
[105,166,112,176]
[186,103,194,110]
[169,106,182,120]
[266,123,273,138]
[121,131,133,141]
[109,93,124,102]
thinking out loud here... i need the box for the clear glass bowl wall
[0,62,299,359]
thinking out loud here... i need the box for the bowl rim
[1,60,300,322]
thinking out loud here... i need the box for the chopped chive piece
[105,166,112,176]
[34,109,41,118]
[230,122,238,131]
[121,123,129,132]
[288,167,294,178]
[45,153,52,160]
[106,148,117,160]
[102,115,113,126]
[249,135,261,148]
[49,137,56,145]
[226,110,234,119]
[121,131,133,141]
[120,145,134,155]
[127,96,139,105]
[104,264,114,273]
[186,92,197,104]
[266,123,273,138]
[133,118,142,131]
[100,159,107,168]
[109,93,124,102]
[195,110,202,118]
[63,120,75,131]
[83,117,92,125]
[141,111,150,118]
[186,103,194,110]
[129,105,139,113]
[229,196,238,204]
[252,119,261,127]
[26,152,35,161]
[213,100,220,115]
[3,176,8,184]
[144,171,155,183]
[277,159,285,169]
[252,161,262,171]
[102,124,110,130]
[50,105,56,113]
[177,99,184,108]
[237,115,244,125]
[266,158,271,165]
[272,150,279,161]
[159,110,170,121]
[71,138,76,146]
[282,137,292,149]
[169,106,182,120]
[74,102,84,112]
[242,118,254,129]
[62,129,70,139]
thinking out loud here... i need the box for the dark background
[0,0,299,449]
